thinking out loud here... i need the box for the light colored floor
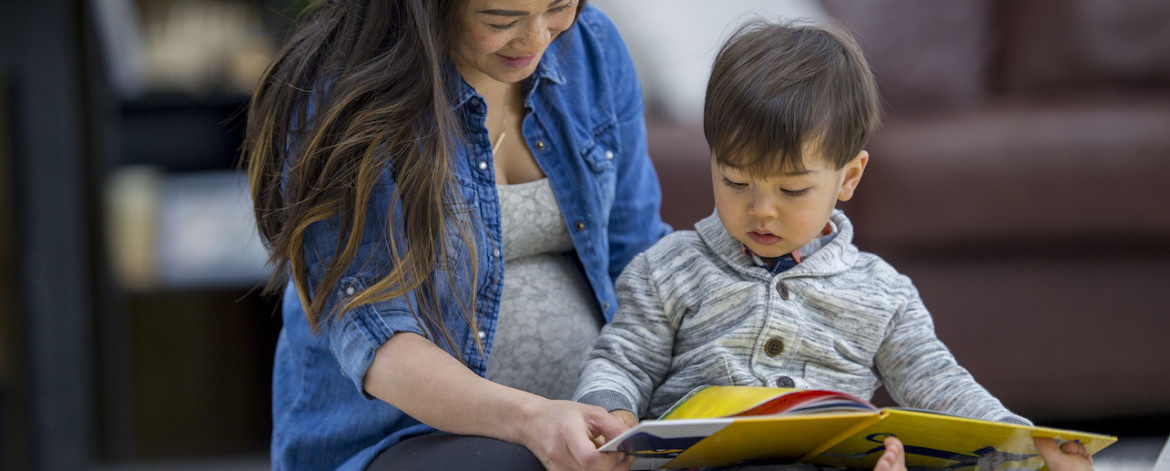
[1092,435,1167,471]
[95,435,1169,470]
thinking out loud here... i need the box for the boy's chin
[756,251,793,260]
[742,242,795,260]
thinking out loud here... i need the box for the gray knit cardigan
[574,210,1030,426]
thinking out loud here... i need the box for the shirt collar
[444,59,478,110]
[740,221,838,275]
[531,40,568,85]
[445,41,568,111]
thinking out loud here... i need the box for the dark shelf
[119,93,250,172]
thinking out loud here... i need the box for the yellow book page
[810,409,1118,470]
[663,412,880,469]
[660,386,802,420]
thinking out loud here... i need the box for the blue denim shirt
[270,6,671,470]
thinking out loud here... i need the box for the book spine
[796,411,886,463]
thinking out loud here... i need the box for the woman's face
[451,0,578,86]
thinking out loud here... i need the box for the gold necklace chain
[491,84,518,155]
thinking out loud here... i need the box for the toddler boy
[574,19,1096,470]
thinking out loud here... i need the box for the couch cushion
[996,0,1170,96]
[850,98,1170,250]
[891,253,1170,421]
[646,118,715,230]
[821,0,995,113]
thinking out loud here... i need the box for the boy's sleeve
[875,292,1032,426]
[574,252,675,419]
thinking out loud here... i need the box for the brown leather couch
[645,0,1170,426]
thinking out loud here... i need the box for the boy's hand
[874,436,907,471]
[1034,437,1095,471]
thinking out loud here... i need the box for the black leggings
[367,432,545,470]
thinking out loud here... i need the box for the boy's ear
[837,150,869,202]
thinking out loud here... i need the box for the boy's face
[712,149,868,260]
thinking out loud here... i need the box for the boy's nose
[747,196,779,219]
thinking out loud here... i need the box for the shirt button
[470,97,481,106]
[776,376,796,388]
[776,281,790,300]
[603,303,610,311]
[575,220,586,231]
[344,286,355,296]
[764,338,784,357]
[478,161,488,171]
[492,248,501,258]
[477,331,487,340]
[605,150,614,160]
[535,140,546,150]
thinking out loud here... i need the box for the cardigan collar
[695,209,860,279]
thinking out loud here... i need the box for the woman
[243,0,669,469]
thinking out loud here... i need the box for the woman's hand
[609,409,639,429]
[518,399,633,471]
[366,333,631,470]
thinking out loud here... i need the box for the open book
[599,386,1117,470]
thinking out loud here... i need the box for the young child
[573,19,1096,471]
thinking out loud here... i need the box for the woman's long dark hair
[244,0,586,360]
[245,0,472,353]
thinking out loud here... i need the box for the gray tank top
[486,178,603,400]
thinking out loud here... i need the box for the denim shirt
[270,6,671,470]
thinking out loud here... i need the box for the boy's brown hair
[704,19,879,174]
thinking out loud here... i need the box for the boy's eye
[490,21,519,31]
[722,177,748,189]
[782,188,810,197]
[549,3,573,13]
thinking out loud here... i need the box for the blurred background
[1,0,1167,470]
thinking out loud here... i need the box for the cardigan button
[776,376,796,388]
[764,338,784,357]
[776,281,790,300]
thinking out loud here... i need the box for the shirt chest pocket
[437,175,481,273]
[575,118,619,212]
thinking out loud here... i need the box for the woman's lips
[749,231,781,245]
[496,53,536,69]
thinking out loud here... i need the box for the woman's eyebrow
[476,0,567,16]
